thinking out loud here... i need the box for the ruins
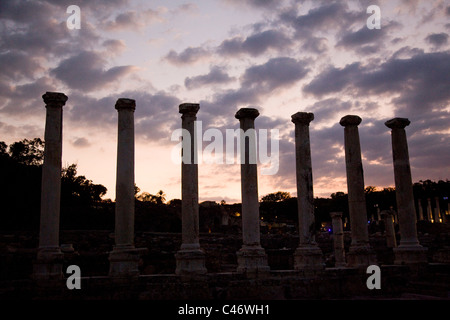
[1,92,449,299]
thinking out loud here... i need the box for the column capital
[115,98,136,111]
[42,92,68,108]
[330,212,343,219]
[179,103,200,116]
[339,115,362,127]
[291,112,314,125]
[385,117,410,129]
[235,107,259,120]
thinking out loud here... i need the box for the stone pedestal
[339,115,376,268]
[235,108,269,274]
[330,212,346,267]
[33,92,68,280]
[109,246,147,277]
[109,98,147,277]
[291,112,323,270]
[175,103,206,275]
[385,118,427,265]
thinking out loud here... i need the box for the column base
[293,245,324,270]
[175,247,207,275]
[346,245,377,268]
[394,245,428,265]
[32,247,64,280]
[236,245,270,275]
[108,246,147,278]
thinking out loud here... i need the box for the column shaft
[235,108,269,275]
[339,115,375,267]
[330,212,346,267]
[381,210,397,248]
[115,102,135,247]
[291,112,323,270]
[109,98,147,277]
[175,103,206,276]
[34,92,67,280]
[385,117,427,264]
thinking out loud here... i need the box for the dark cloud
[241,57,309,91]
[337,26,385,48]
[279,2,364,37]
[0,51,42,81]
[185,67,236,89]
[303,62,361,97]
[304,51,450,113]
[222,0,283,10]
[217,29,292,57]
[164,47,211,65]
[199,57,308,117]
[104,8,164,30]
[72,137,91,148]
[51,51,135,91]
[425,33,449,47]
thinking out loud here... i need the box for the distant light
[444,197,448,200]
[328,228,332,233]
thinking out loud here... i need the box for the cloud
[0,51,43,81]
[164,47,211,65]
[185,66,236,89]
[51,51,136,91]
[425,33,449,47]
[104,8,165,30]
[217,29,292,57]
[72,137,91,148]
[241,57,309,91]
[304,51,450,114]
[303,62,362,97]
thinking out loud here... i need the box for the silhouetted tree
[261,191,291,202]
[8,138,44,166]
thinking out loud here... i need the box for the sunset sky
[1,0,449,203]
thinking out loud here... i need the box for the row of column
[417,197,447,223]
[33,91,428,279]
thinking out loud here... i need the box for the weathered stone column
[235,108,269,274]
[291,112,323,270]
[417,199,424,221]
[175,103,206,275]
[330,212,346,267]
[385,118,427,264]
[109,98,147,277]
[339,115,376,267]
[380,210,397,248]
[427,198,433,222]
[33,92,67,280]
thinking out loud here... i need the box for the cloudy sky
[1,0,449,203]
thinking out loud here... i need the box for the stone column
[175,103,206,275]
[339,115,376,267]
[385,118,427,264]
[330,212,346,268]
[380,210,397,248]
[109,98,147,277]
[427,198,433,222]
[291,112,323,270]
[417,199,424,221]
[235,108,269,274]
[33,92,67,280]
[434,197,442,223]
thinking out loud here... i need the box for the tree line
[0,138,448,232]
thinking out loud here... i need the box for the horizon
[1,0,449,204]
